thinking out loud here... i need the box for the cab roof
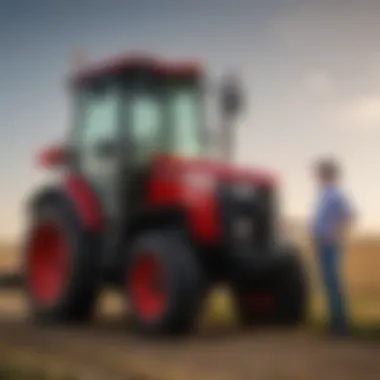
[71,52,203,87]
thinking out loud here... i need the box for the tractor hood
[153,155,277,188]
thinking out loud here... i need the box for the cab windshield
[168,82,206,158]
[72,73,209,169]
[129,77,208,163]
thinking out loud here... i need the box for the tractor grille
[218,183,275,251]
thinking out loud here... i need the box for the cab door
[71,82,122,221]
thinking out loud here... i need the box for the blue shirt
[313,186,354,243]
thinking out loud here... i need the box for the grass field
[0,245,19,272]
[1,238,380,380]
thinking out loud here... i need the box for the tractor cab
[67,56,208,219]
[40,55,256,234]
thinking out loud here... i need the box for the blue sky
[1,0,380,241]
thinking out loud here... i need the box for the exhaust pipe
[219,73,244,163]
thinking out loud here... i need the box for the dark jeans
[316,242,349,332]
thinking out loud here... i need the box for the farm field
[1,238,380,380]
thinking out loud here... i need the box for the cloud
[304,70,332,96]
[335,95,380,129]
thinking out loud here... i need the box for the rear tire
[24,191,102,324]
[233,248,308,327]
[126,231,204,336]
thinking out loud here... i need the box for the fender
[28,177,103,232]
[28,186,63,214]
[62,175,103,231]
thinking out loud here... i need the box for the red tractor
[23,53,308,336]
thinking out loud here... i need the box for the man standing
[312,158,355,335]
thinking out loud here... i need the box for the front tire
[24,191,102,324]
[126,231,204,336]
[233,248,308,327]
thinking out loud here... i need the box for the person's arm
[336,193,355,240]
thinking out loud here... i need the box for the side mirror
[219,74,244,119]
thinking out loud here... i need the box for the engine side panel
[146,173,221,244]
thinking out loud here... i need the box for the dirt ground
[1,240,380,380]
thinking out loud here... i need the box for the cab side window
[72,86,120,216]
[81,90,118,157]
[75,87,119,175]
[170,89,202,157]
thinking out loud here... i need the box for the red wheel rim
[27,223,69,305]
[129,254,167,321]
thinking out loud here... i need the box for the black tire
[125,231,204,336]
[23,190,102,324]
[233,248,308,327]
